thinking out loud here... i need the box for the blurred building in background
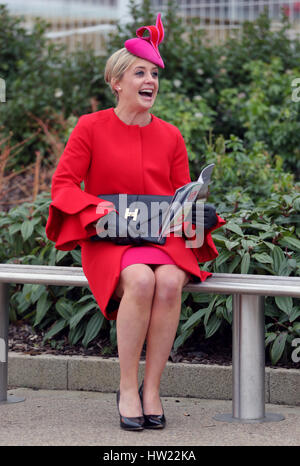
[2,0,300,52]
[154,0,300,43]
[2,0,125,53]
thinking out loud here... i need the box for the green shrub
[0,194,115,350]
[217,58,300,176]
[0,4,110,169]
[2,1,300,176]
[153,79,215,177]
[174,136,300,365]
[204,134,297,206]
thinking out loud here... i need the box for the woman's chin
[137,96,155,110]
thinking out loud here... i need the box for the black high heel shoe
[116,390,145,431]
[138,381,166,429]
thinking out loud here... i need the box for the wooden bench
[1,263,300,422]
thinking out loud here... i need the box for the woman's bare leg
[142,265,190,414]
[115,264,156,417]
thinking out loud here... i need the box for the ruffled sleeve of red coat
[171,128,226,263]
[46,115,115,251]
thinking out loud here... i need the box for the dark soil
[8,321,300,370]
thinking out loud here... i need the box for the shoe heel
[116,390,145,431]
[138,381,166,429]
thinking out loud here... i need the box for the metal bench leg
[0,283,25,404]
[214,294,284,423]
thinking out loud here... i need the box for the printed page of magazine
[158,163,215,240]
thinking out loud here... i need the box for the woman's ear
[111,78,121,92]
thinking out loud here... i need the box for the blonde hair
[104,48,137,99]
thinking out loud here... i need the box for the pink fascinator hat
[124,13,165,68]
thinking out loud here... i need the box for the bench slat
[0,264,299,297]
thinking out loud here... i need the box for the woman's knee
[120,265,156,301]
[154,266,188,303]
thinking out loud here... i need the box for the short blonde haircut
[104,48,138,99]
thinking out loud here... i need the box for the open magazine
[157,163,215,242]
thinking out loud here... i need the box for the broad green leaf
[21,220,34,241]
[82,312,105,347]
[241,252,250,274]
[56,250,69,263]
[109,321,117,348]
[9,223,21,235]
[34,293,52,326]
[180,305,193,320]
[270,333,288,365]
[211,233,226,244]
[203,296,218,326]
[173,328,193,351]
[0,217,11,227]
[220,304,232,324]
[275,296,293,316]
[279,236,300,252]
[265,332,277,347]
[226,295,232,312]
[227,255,241,273]
[293,197,300,211]
[71,250,82,263]
[181,307,208,332]
[68,322,86,345]
[278,260,292,276]
[192,293,211,303]
[76,294,95,304]
[260,231,276,240]
[263,241,275,251]
[43,319,68,342]
[288,307,300,323]
[30,284,47,303]
[181,291,189,303]
[252,252,273,264]
[226,222,244,236]
[271,246,285,274]
[225,240,240,251]
[215,250,232,268]
[293,322,300,335]
[205,314,222,339]
[241,239,256,250]
[48,247,57,266]
[69,302,96,329]
[241,222,269,231]
[55,298,73,320]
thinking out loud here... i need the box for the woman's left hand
[192,202,218,230]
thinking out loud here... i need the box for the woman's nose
[145,72,155,82]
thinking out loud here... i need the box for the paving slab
[0,388,299,446]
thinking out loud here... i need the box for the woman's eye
[135,71,158,78]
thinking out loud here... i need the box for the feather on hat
[124,13,165,68]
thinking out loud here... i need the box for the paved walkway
[0,388,299,446]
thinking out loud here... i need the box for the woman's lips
[138,90,154,100]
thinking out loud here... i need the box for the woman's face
[115,58,159,112]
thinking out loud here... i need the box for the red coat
[46,108,225,320]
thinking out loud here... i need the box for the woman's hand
[192,202,218,230]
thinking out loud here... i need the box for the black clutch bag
[90,194,172,245]
[90,194,217,246]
